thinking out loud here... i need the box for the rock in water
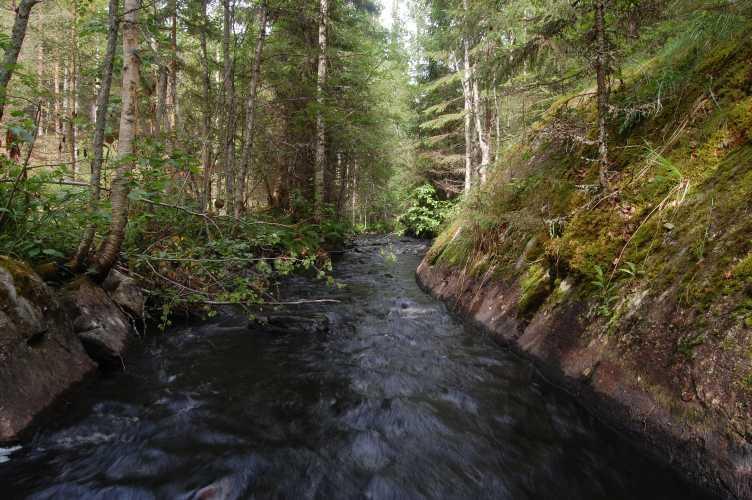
[0,256,96,442]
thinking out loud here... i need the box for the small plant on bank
[590,262,645,330]
[591,265,619,320]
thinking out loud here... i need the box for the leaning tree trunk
[461,0,473,194]
[71,0,119,272]
[594,0,610,190]
[93,0,140,280]
[0,0,40,124]
[314,0,329,219]
[236,5,268,217]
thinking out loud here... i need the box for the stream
[0,236,714,499]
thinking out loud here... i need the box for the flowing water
[0,237,714,499]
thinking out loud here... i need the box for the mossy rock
[517,263,552,319]
[0,256,95,442]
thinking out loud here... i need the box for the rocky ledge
[0,258,143,442]
[416,258,752,500]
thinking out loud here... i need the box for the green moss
[517,263,552,318]
[734,253,752,280]
[0,255,40,298]
[728,97,752,141]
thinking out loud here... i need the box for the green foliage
[131,208,343,326]
[591,265,620,321]
[0,162,92,263]
[397,184,456,239]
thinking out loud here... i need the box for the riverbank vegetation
[410,0,752,461]
[0,0,413,317]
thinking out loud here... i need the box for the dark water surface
[1,237,714,499]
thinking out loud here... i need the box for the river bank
[416,255,751,499]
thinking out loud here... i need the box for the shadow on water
[0,236,716,499]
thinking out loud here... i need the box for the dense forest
[1,0,752,497]
[0,0,415,315]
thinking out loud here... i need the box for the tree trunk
[314,0,329,219]
[472,69,491,184]
[69,44,80,180]
[168,0,178,140]
[36,44,44,135]
[199,0,213,212]
[594,0,610,190]
[154,24,168,136]
[156,66,168,135]
[199,0,213,211]
[461,0,473,194]
[236,5,268,217]
[64,62,78,179]
[323,140,335,205]
[493,85,501,164]
[0,0,40,124]
[53,56,61,147]
[221,0,236,214]
[93,0,141,279]
[71,0,120,272]
[336,151,347,215]
[63,9,80,180]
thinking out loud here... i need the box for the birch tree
[461,0,473,193]
[473,70,491,184]
[93,0,141,278]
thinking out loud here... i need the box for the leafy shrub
[397,184,455,239]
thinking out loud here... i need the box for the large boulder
[0,257,96,442]
[63,278,136,365]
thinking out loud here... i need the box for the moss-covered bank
[420,11,752,499]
